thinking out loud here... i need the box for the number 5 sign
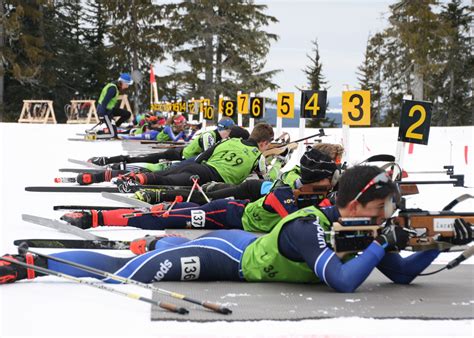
[398,99,432,145]
[342,90,371,126]
[276,93,294,118]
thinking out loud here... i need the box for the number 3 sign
[398,99,432,145]
[342,90,371,126]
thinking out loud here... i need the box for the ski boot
[60,211,103,229]
[88,155,130,166]
[133,189,163,204]
[0,253,47,284]
[116,172,147,193]
[130,234,184,255]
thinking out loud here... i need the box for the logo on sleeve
[154,259,173,281]
[314,219,327,249]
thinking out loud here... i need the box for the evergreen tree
[40,1,93,121]
[103,0,167,114]
[302,39,336,128]
[165,0,280,105]
[432,0,473,126]
[360,1,450,126]
[357,33,384,126]
[2,0,51,121]
[82,0,110,99]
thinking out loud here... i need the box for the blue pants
[48,230,257,283]
[127,199,248,230]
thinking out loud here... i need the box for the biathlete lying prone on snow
[132,143,344,205]
[61,148,339,232]
[75,121,248,185]
[2,166,471,292]
[113,122,274,187]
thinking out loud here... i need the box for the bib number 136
[181,256,201,280]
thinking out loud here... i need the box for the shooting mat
[151,265,473,321]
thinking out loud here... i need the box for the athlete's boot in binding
[60,210,103,229]
[0,253,47,284]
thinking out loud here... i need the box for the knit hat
[300,149,337,184]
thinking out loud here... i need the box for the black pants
[143,163,222,186]
[159,179,265,204]
[99,107,131,138]
[128,148,183,163]
[111,107,131,127]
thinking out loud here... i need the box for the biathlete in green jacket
[61,148,338,233]
[5,166,470,292]
[133,143,344,205]
[76,122,249,186]
[95,73,133,139]
[87,117,236,167]
[126,122,275,187]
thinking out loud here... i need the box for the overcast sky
[155,1,467,100]
[259,0,392,98]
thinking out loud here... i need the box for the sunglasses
[354,172,391,202]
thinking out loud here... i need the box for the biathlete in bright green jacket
[8,166,461,294]
[87,117,236,167]
[131,122,275,187]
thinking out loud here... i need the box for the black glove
[442,218,473,245]
[375,224,409,251]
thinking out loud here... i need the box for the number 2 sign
[398,99,432,145]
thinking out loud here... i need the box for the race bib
[180,256,200,280]
[191,210,206,228]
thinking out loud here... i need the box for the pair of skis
[20,192,157,250]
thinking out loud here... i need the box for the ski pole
[20,246,231,314]
[190,176,210,203]
[0,255,187,314]
[162,195,184,218]
[186,177,199,202]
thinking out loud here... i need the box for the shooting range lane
[151,265,473,321]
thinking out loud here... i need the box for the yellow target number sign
[237,94,249,114]
[342,90,371,126]
[277,93,294,119]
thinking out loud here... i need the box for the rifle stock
[331,211,474,254]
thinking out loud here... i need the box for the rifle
[263,129,326,158]
[330,195,473,255]
[393,209,474,251]
[293,183,331,208]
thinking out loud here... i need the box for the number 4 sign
[398,99,432,145]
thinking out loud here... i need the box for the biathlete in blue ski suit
[2,166,470,292]
[121,115,195,142]
[60,185,298,231]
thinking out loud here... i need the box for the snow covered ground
[0,122,472,337]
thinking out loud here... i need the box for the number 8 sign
[398,99,432,145]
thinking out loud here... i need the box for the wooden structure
[65,95,132,124]
[118,95,132,118]
[66,100,99,124]
[18,100,57,124]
